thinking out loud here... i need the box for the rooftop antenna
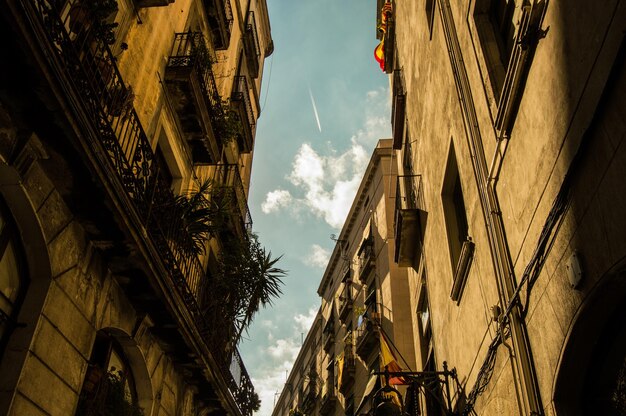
[330,234,350,262]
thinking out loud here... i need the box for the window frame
[441,143,469,274]
[0,199,28,353]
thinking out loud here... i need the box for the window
[473,0,520,99]
[402,128,414,176]
[441,143,469,273]
[416,286,432,367]
[154,146,173,188]
[425,0,436,39]
[76,332,142,415]
[416,285,443,416]
[154,127,184,192]
[0,199,26,348]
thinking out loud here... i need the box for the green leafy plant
[89,0,119,45]
[76,369,143,416]
[164,179,226,257]
[69,0,119,45]
[203,233,287,349]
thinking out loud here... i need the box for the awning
[355,373,380,414]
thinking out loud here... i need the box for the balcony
[357,238,375,284]
[338,282,353,324]
[391,69,406,149]
[394,175,428,268]
[301,373,318,412]
[20,3,255,414]
[231,76,256,153]
[339,346,356,395]
[202,0,233,50]
[165,32,223,164]
[243,12,261,78]
[320,385,337,415]
[323,319,335,353]
[356,311,381,360]
[200,164,252,241]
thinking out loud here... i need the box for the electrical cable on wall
[260,53,274,113]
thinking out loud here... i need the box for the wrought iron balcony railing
[22,2,255,414]
[243,11,261,78]
[203,0,233,50]
[391,69,406,149]
[198,164,253,241]
[231,76,256,153]
[323,318,335,352]
[338,282,353,324]
[394,174,428,268]
[357,238,375,283]
[356,311,381,360]
[166,32,225,164]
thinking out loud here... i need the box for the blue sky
[239,1,391,415]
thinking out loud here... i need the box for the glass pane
[108,346,134,402]
[0,241,20,303]
[108,347,126,375]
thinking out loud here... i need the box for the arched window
[76,331,143,416]
[0,198,27,350]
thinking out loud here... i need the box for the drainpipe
[437,1,543,414]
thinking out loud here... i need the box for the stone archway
[77,327,155,416]
[0,161,53,414]
[554,262,626,416]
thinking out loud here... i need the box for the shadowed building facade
[0,0,273,414]
[385,0,626,414]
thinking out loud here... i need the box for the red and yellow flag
[374,1,393,71]
[380,332,407,385]
[374,41,385,71]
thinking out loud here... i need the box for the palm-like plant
[204,233,286,349]
[236,235,286,343]
[168,179,226,257]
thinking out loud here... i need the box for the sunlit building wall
[0,0,273,414]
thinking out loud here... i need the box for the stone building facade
[385,0,626,415]
[272,140,421,416]
[0,0,272,415]
[275,1,626,415]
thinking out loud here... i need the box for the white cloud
[294,307,318,333]
[267,337,302,361]
[303,244,331,268]
[283,141,368,229]
[261,189,293,214]
[261,88,391,230]
[249,307,318,416]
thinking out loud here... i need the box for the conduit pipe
[437,1,543,414]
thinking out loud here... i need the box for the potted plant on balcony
[69,0,119,45]
[76,368,143,416]
[201,233,286,352]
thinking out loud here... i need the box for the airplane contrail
[308,86,322,133]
